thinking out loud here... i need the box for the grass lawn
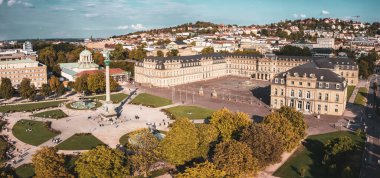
[32,109,68,119]
[56,133,105,150]
[130,93,172,108]
[347,85,355,100]
[162,105,214,120]
[15,164,35,178]
[0,100,66,113]
[90,93,129,103]
[354,87,368,106]
[274,131,365,178]
[12,119,59,146]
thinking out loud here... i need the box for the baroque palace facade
[134,54,358,115]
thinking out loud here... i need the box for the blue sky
[0,0,379,40]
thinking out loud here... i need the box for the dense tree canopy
[274,45,312,56]
[87,72,106,93]
[201,47,214,55]
[278,106,307,140]
[358,51,378,79]
[240,123,285,168]
[0,78,14,99]
[129,47,147,61]
[49,76,60,93]
[128,129,161,176]
[166,49,179,57]
[196,123,219,159]
[156,50,164,57]
[160,117,199,166]
[19,78,36,100]
[32,147,71,178]
[74,74,88,94]
[75,145,129,178]
[210,108,251,141]
[262,112,299,151]
[212,140,259,177]
[176,161,226,178]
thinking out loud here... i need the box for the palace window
[291,90,294,97]
[318,104,321,111]
[306,102,311,112]
[275,78,278,83]
[290,99,295,107]
[335,94,339,102]
[299,82,303,86]
[281,89,284,96]
[297,101,303,110]
[298,90,302,98]
[336,84,340,89]
[306,91,311,99]
[325,105,328,111]
[291,81,294,85]
[319,83,322,88]
[326,83,329,88]
[274,99,277,106]
[274,88,278,95]
[281,79,284,84]
[318,93,322,100]
[280,100,284,106]
[335,105,339,112]
[307,82,311,87]
[325,94,329,101]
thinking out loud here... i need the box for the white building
[59,49,99,81]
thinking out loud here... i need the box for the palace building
[135,54,358,115]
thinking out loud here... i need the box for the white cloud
[50,7,75,11]
[300,14,307,18]
[86,3,95,7]
[131,24,147,30]
[293,14,299,18]
[322,10,330,15]
[116,25,129,30]
[84,13,100,18]
[22,2,33,8]
[7,0,17,6]
[0,0,3,6]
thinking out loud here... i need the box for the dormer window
[319,83,322,88]
[281,79,284,84]
[275,78,279,83]
[326,83,329,88]
[336,84,340,89]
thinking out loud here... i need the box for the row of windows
[274,99,340,113]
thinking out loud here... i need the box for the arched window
[306,91,311,99]
[291,90,294,97]
[298,90,302,98]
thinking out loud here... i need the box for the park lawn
[354,87,368,106]
[163,105,214,120]
[15,164,35,178]
[130,93,172,108]
[0,100,66,113]
[273,131,365,178]
[12,120,59,146]
[32,109,68,119]
[90,93,129,103]
[347,85,355,100]
[56,133,105,150]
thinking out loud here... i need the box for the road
[360,74,380,178]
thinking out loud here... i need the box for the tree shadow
[250,86,270,105]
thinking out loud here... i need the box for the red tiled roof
[75,68,126,77]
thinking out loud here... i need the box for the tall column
[104,51,111,103]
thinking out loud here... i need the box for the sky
[0,0,379,40]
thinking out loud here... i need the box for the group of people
[52,137,61,144]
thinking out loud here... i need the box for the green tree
[176,161,226,178]
[93,51,105,66]
[57,51,67,63]
[110,77,120,92]
[160,117,199,166]
[111,44,128,60]
[156,50,164,57]
[40,83,51,97]
[210,108,251,141]
[274,45,312,56]
[49,76,60,93]
[28,84,37,101]
[87,72,106,93]
[323,136,355,167]
[32,147,71,178]
[212,140,259,177]
[240,124,285,168]
[196,124,219,158]
[75,145,130,178]
[129,48,146,61]
[201,47,214,55]
[56,83,66,96]
[0,78,14,99]
[128,129,161,177]
[262,112,298,151]
[19,78,35,100]
[74,74,88,94]
[278,106,307,141]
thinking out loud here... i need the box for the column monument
[101,51,117,118]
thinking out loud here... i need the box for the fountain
[69,98,98,110]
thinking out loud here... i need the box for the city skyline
[0,0,379,40]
